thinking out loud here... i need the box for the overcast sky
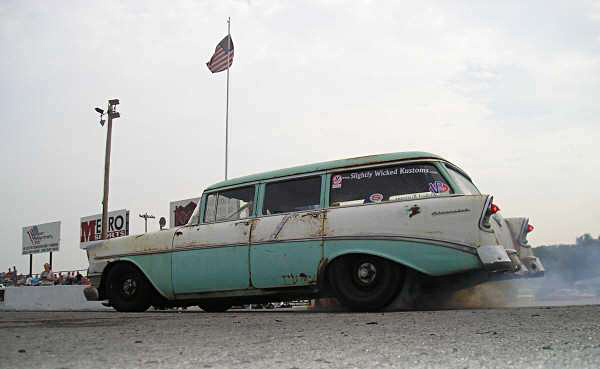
[1,0,599,274]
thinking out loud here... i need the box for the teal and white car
[82,152,544,312]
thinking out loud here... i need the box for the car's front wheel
[106,263,152,312]
[327,254,404,312]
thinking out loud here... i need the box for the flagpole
[225,17,231,180]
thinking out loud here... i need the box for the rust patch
[281,272,314,285]
[320,209,329,237]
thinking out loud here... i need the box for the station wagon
[82,152,544,312]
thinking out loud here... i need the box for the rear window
[330,163,452,207]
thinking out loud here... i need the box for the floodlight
[100,119,106,127]
[109,99,120,106]
[95,107,104,114]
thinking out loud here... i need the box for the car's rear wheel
[107,263,152,312]
[327,254,404,312]
[198,301,232,312]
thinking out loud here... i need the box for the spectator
[75,272,83,285]
[40,263,54,285]
[55,273,64,285]
[12,266,17,286]
[65,273,73,285]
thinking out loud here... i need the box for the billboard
[170,198,201,228]
[22,221,61,255]
[80,209,130,245]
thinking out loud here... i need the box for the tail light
[527,224,534,233]
[480,198,500,229]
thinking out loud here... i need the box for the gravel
[1,305,599,369]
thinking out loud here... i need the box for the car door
[172,186,255,295]
[250,175,324,288]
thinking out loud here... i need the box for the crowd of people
[1,263,89,287]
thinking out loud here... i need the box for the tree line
[534,234,600,283]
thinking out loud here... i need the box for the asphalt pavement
[1,305,599,369]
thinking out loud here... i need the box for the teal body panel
[324,240,483,277]
[171,246,250,295]
[121,239,482,301]
[250,241,322,288]
[122,253,174,299]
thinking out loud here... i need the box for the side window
[262,176,322,215]
[330,163,452,207]
[204,193,217,223]
[445,165,480,195]
[204,186,255,223]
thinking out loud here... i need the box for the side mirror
[159,217,166,230]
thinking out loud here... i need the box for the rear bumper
[477,245,544,278]
[477,245,513,272]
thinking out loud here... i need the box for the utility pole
[95,99,120,240]
[139,213,156,233]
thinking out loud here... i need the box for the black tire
[106,263,152,312]
[198,301,232,312]
[327,254,404,312]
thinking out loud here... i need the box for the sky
[1,0,599,274]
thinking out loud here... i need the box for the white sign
[80,209,129,245]
[170,198,201,228]
[22,221,61,255]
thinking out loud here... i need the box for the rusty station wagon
[82,151,544,312]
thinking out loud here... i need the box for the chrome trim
[517,217,532,248]
[94,234,477,260]
[478,195,494,233]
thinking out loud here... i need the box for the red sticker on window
[369,193,384,203]
[428,181,449,193]
[332,174,343,189]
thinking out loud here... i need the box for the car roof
[206,151,446,191]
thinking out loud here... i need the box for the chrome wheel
[356,262,377,286]
[121,278,137,298]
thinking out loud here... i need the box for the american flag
[206,35,234,73]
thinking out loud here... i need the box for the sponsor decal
[22,221,60,255]
[368,193,384,203]
[374,167,430,177]
[26,226,54,245]
[428,181,449,193]
[408,205,421,218]
[347,167,432,181]
[332,174,343,189]
[350,171,373,180]
[431,208,471,216]
[80,210,129,244]
[389,192,443,201]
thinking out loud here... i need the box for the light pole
[139,212,156,233]
[94,99,120,240]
